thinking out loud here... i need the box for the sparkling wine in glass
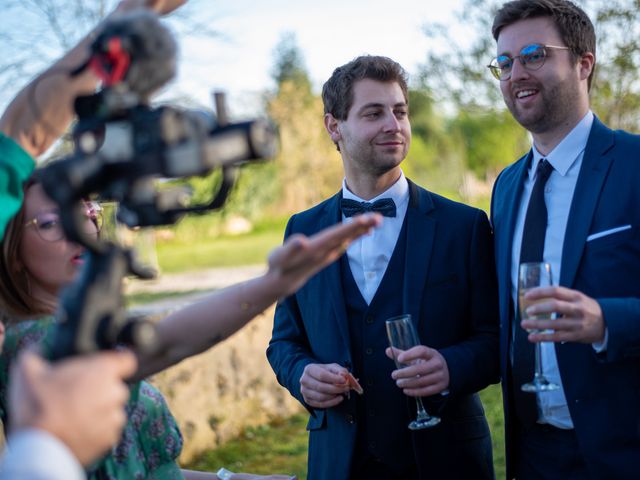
[385,314,441,430]
[518,262,559,392]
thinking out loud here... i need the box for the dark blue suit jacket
[491,117,640,479]
[267,180,500,480]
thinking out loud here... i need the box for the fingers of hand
[396,345,430,365]
[392,358,442,382]
[96,349,138,380]
[300,381,346,408]
[525,286,578,302]
[301,364,349,392]
[402,383,446,397]
[302,393,344,409]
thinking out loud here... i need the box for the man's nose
[383,113,401,132]
[510,58,531,82]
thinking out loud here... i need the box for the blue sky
[171,0,464,112]
[1,0,465,116]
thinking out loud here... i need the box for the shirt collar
[530,111,594,179]
[342,170,409,207]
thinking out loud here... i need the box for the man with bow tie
[267,55,500,480]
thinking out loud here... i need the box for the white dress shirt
[342,171,410,304]
[0,429,85,480]
[510,111,595,429]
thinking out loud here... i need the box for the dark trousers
[350,456,418,480]
[516,423,589,480]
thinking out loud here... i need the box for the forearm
[0,1,159,158]
[598,297,640,362]
[443,209,500,394]
[266,300,316,407]
[440,333,500,395]
[135,271,285,379]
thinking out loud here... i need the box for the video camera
[40,11,277,360]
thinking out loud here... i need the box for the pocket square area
[586,224,632,242]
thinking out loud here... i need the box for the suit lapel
[320,192,352,355]
[403,181,436,328]
[493,152,530,374]
[560,118,615,287]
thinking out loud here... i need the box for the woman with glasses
[0,174,379,479]
[0,178,187,479]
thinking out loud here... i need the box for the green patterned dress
[0,317,185,480]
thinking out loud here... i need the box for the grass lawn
[155,216,288,273]
[185,385,506,479]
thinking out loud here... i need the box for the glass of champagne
[385,314,441,430]
[518,262,559,392]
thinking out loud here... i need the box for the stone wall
[145,305,304,464]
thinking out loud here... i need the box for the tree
[419,0,640,128]
[590,0,640,129]
[266,33,342,214]
[417,0,640,182]
[270,32,312,96]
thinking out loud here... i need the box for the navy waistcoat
[341,218,415,474]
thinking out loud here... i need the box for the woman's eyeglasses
[488,43,570,81]
[23,201,103,242]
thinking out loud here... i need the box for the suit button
[365,348,373,355]
[346,414,355,424]
[365,315,374,324]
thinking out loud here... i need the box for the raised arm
[0,0,187,159]
[133,214,381,380]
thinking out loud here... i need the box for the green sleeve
[0,133,35,239]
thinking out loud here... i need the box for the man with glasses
[488,1,640,478]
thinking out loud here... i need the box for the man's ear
[324,113,341,143]
[578,51,595,82]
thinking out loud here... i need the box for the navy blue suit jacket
[491,117,640,479]
[267,180,500,480]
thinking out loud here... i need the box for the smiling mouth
[516,89,538,99]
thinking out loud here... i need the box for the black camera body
[40,12,276,360]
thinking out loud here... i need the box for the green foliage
[419,0,640,132]
[271,32,313,96]
[451,109,529,178]
[591,0,640,129]
[185,415,308,478]
[404,89,467,198]
[154,215,288,273]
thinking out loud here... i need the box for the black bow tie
[340,197,397,217]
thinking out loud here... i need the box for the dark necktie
[512,159,553,427]
[340,198,396,217]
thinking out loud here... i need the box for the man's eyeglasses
[23,201,103,242]
[487,43,570,81]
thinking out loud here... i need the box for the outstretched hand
[267,213,382,297]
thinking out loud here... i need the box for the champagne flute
[518,262,559,392]
[385,314,441,430]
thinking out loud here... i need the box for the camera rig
[40,12,277,360]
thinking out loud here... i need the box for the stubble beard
[507,78,582,135]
